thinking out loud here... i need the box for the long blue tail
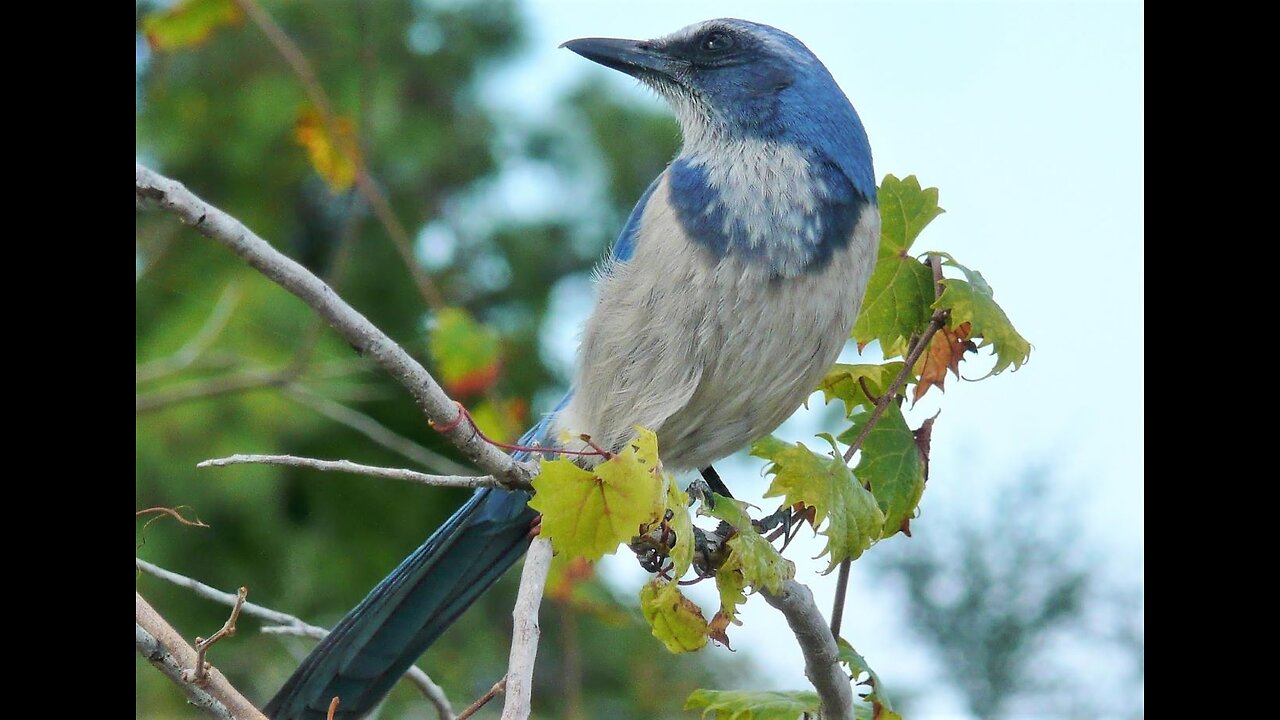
[264,486,537,719]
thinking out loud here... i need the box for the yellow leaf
[294,108,360,192]
[640,579,709,653]
[528,428,664,561]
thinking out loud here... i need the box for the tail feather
[265,488,536,720]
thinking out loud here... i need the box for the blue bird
[266,18,878,719]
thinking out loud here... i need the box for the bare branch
[137,621,236,720]
[456,679,505,720]
[198,453,522,490]
[283,385,478,477]
[193,587,248,684]
[501,537,553,720]
[136,592,267,720]
[136,559,455,720]
[135,164,532,489]
[136,506,209,528]
[137,558,325,631]
[762,581,855,720]
[137,281,243,384]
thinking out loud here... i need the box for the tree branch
[456,679,505,720]
[193,586,248,684]
[762,581,854,720]
[500,537,553,720]
[197,453,523,490]
[136,558,456,720]
[135,164,532,488]
[136,592,267,720]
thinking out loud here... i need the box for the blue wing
[610,174,662,263]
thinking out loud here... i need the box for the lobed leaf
[529,428,664,561]
[852,175,945,356]
[751,436,884,571]
[934,257,1032,376]
[839,404,925,539]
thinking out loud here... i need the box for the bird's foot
[688,466,733,509]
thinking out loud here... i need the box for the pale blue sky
[482,2,1143,715]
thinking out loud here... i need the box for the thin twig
[136,592,268,720]
[283,385,479,477]
[829,559,852,640]
[192,587,248,684]
[232,0,445,309]
[135,163,533,487]
[137,558,326,631]
[832,254,949,639]
[456,679,506,720]
[136,558,455,720]
[841,324,947,463]
[197,453,523,490]
[136,506,209,528]
[501,537,553,720]
[761,581,855,720]
[136,281,243,384]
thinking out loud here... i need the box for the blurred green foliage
[135,1,733,717]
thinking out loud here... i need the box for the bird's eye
[699,31,734,53]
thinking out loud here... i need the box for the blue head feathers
[564,19,875,276]
[562,19,875,201]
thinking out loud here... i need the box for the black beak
[560,37,677,80]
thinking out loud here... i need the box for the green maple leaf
[934,257,1032,376]
[837,638,900,720]
[640,579,709,653]
[704,495,795,594]
[852,175,945,357]
[143,0,242,51]
[838,404,925,539]
[752,435,885,572]
[684,689,821,720]
[528,428,663,561]
[428,307,502,396]
[816,362,907,416]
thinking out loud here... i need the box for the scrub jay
[267,18,878,719]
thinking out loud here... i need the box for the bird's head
[562,19,862,155]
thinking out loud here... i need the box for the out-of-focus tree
[874,473,1133,719]
[135,1,730,717]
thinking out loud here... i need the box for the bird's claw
[686,477,716,509]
